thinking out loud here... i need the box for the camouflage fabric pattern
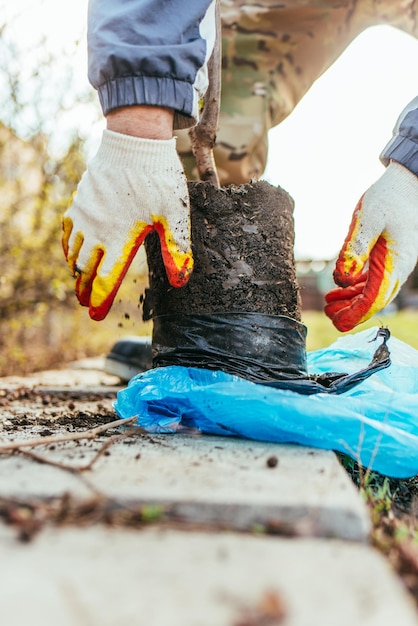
[177,0,418,185]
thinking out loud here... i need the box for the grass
[307,310,418,607]
[339,455,418,606]
[302,309,418,351]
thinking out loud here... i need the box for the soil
[143,180,301,320]
[0,386,117,431]
[343,458,418,518]
[342,458,418,606]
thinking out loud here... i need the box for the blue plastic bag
[114,327,418,478]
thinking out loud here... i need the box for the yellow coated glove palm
[62,130,193,321]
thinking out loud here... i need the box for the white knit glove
[62,130,193,320]
[325,162,418,331]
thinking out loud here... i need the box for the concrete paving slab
[0,360,118,389]
[0,362,371,540]
[0,525,417,626]
[0,428,370,541]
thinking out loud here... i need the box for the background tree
[0,12,150,376]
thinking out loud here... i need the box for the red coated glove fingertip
[324,287,343,305]
[166,257,194,288]
[171,271,191,288]
[331,314,356,332]
[89,306,108,322]
[324,302,342,319]
[333,267,363,288]
[324,306,356,332]
[75,277,91,308]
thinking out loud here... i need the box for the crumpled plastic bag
[114,327,418,478]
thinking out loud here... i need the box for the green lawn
[302,309,418,352]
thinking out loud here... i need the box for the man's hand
[324,162,418,332]
[62,130,193,321]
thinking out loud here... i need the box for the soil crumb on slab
[143,180,301,321]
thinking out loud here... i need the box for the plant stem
[189,0,221,186]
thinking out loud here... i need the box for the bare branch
[0,416,138,453]
[17,429,131,470]
[189,0,221,186]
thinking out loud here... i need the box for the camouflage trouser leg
[177,0,418,185]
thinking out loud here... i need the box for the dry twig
[17,428,139,473]
[0,417,140,498]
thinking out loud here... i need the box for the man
[63,1,418,378]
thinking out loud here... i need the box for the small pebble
[266,455,278,468]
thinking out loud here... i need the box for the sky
[264,25,418,260]
[4,1,418,260]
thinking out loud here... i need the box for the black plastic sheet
[152,312,391,395]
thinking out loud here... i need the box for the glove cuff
[96,129,179,171]
[385,161,418,204]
